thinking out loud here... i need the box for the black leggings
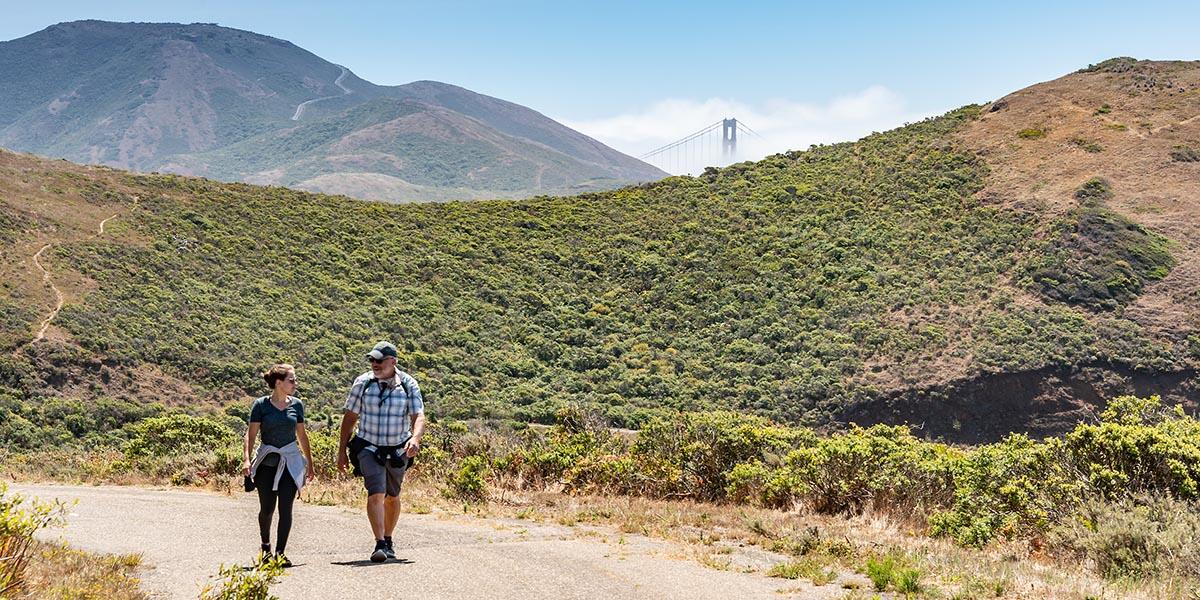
[255,462,298,553]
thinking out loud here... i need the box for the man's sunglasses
[368,357,393,364]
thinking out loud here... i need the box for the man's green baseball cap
[366,341,398,360]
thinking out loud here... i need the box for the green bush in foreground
[0,482,67,597]
[200,555,286,600]
[1050,494,1200,580]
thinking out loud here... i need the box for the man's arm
[405,412,425,457]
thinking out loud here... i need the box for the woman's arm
[243,422,260,477]
[297,423,316,482]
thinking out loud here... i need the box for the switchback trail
[19,197,133,347]
[30,243,63,342]
[19,484,818,600]
[291,66,351,121]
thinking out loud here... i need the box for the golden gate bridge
[639,117,763,175]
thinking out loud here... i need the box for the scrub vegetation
[0,105,1186,435]
[5,394,1199,596]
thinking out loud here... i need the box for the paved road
[18,484,819,599]
[291,66,351,120]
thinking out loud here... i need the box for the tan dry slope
[957,58,1200,340]
[18,484,835,600]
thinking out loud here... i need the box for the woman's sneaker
[370,540,388,563]
[275,553,293,568]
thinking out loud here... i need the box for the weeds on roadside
[0,481,67,597]
[767,556,838,585]
[199,554,286,600]
[20,541,147,600]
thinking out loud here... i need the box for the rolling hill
[1,58,1197,445]
[0,20,665,202]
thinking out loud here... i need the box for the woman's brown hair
[262,363,295,389]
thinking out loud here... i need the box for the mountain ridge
[0,20,666,202]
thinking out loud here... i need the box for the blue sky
[2,0,1198,171]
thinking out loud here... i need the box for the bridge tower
[722,118,737,159]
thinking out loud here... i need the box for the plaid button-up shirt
[343,370,424,446]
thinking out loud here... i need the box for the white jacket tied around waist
[251,440,307,491]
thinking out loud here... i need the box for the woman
[242,363,316,567]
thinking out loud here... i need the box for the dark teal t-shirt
[250,396,304,467]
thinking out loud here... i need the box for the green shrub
[730,425,957,515]
[123,414,236,459]
[1079,57,1139,73]
[629,411,811,501]
[515,411,623,488]
[1074,177,1113,205]
[0,482,67,597]
[1050,494,1200,580]
[306,428,342,480]
[930,395,1198,548]
[447,455,488,501]
[928,434,1077,546]
[1069,137,1103,153]
[199,554,286,600]
[1170,145,1200,162]
[1064,395,1200,498]
[1017,127,1047,139]
[1028,179,1176,309]
[895,567,923,594]
[865,554,898,591]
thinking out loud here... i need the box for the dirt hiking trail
[19,484,829,600]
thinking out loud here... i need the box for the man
[337,341,426,562]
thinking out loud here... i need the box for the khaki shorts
[357,448,408,497]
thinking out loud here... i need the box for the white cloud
[560,86,933,175]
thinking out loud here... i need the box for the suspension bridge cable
[639,120,724,158]
[736,122,765,139]
[640,122,722,159]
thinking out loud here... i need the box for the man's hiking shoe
[370,541,388,563]
[383,538,396,560]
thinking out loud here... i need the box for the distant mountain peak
[0,20,665,202]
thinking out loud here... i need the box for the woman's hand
[242,460,252,477]
[306,465,316,484]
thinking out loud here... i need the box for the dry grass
[17,541,147,600]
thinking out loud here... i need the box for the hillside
[0,20,665,202]
[1,59,1197,445]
